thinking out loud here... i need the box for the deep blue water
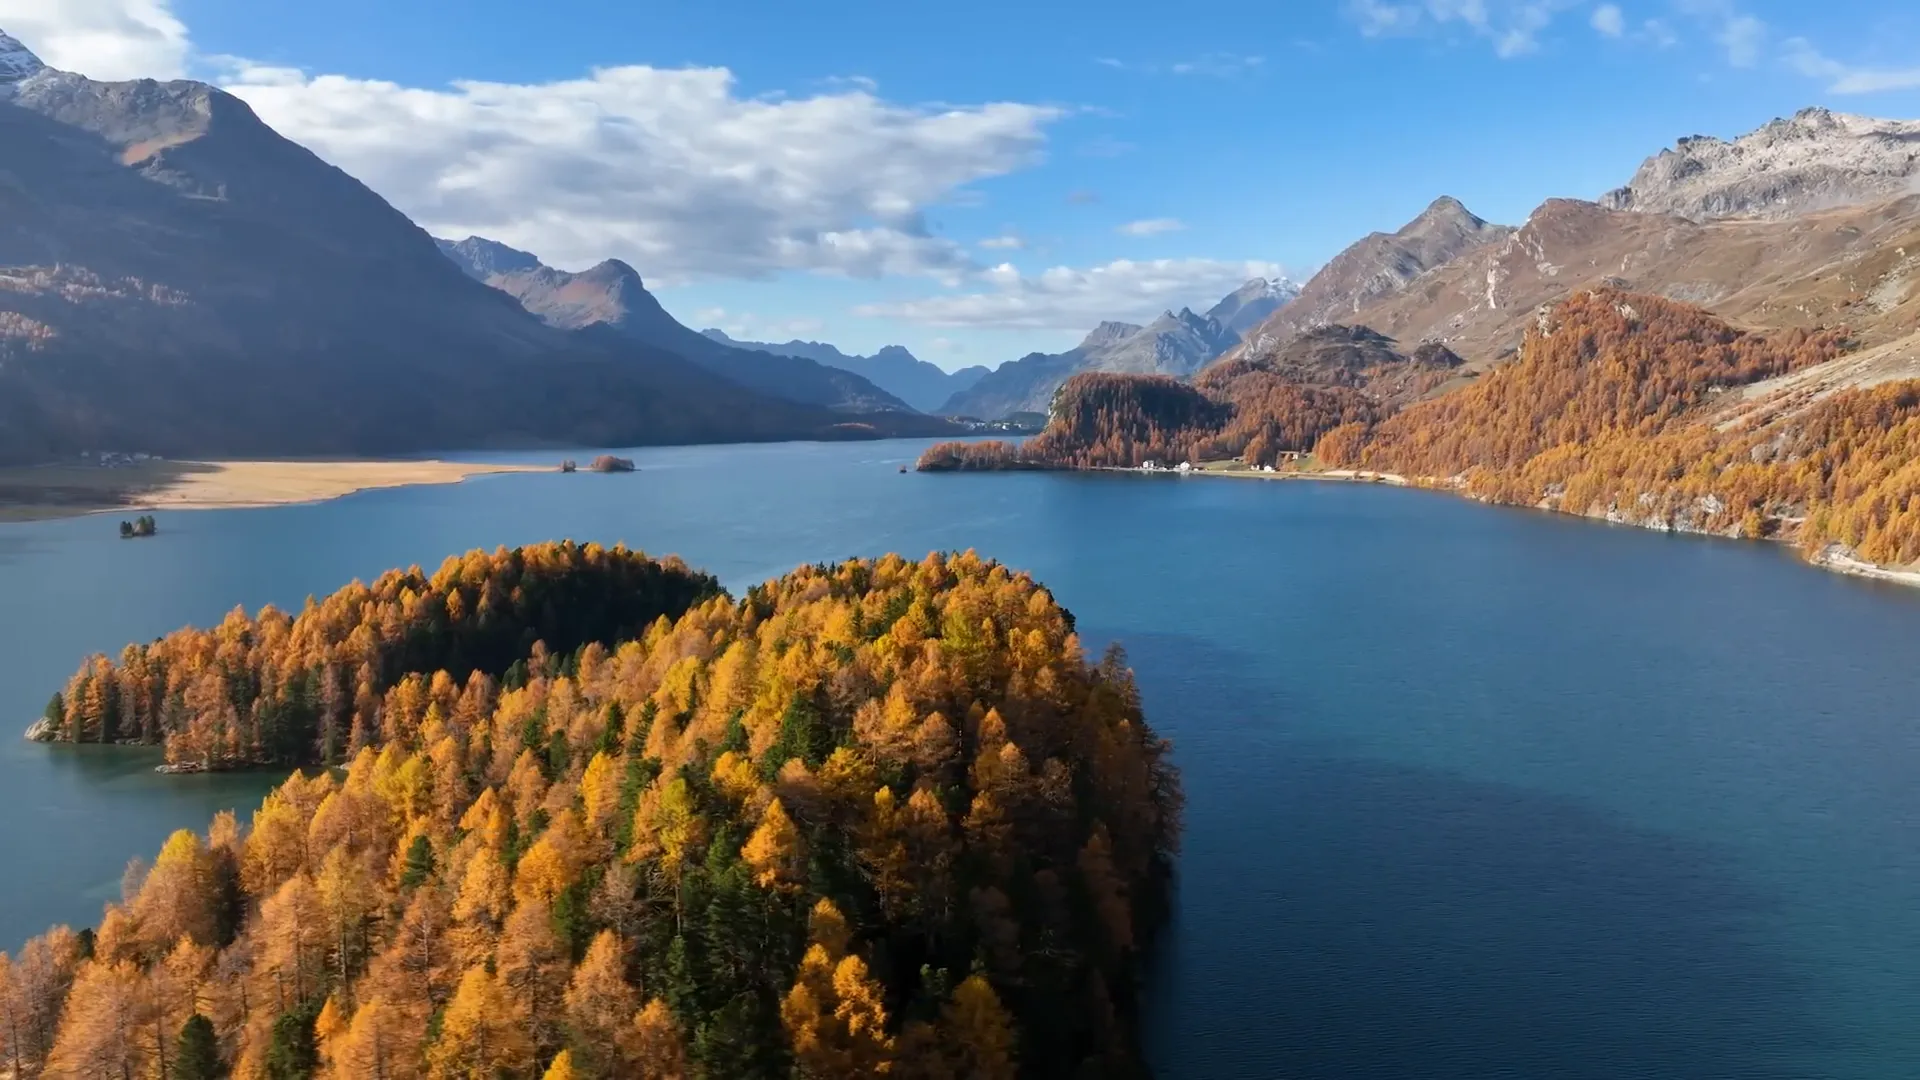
[4,437,1919,1078]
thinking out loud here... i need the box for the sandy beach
[0,458,545,522]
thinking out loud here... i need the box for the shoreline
[1103,461,1920,590]
[0,458,546,523]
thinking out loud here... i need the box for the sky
[5,0,1920,371]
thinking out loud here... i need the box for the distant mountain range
[437,237,919,415]
[0,33,951,463]
[0,27,1913,471]
[942,278,1301,419]
[699,329,988,413]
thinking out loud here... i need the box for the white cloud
[1590,4,1625,37]
[1672,0,1765,67]
[854,257,1287,330]
[978,235,1026,250]
[218,61,1062,282]
[1116,218,1184,237]
[1345,0,1576,57]
[1783,37,1920,94]
[0,0,188,80]
[694,309,827,341]
[6,0,1067,284]
[1717,13,1764,66]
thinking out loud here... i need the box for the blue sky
[11,0,1920,369]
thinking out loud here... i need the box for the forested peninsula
[921,289,1920,575]
[8,543,1180,1079]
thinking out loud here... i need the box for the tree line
[4,545,1183,1079]
[42,542,722,767]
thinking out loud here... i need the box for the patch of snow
[0,30,45,84]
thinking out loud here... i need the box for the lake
[4,437,1919,1079]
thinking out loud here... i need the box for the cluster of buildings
[78,450,160,467]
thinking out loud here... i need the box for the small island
[589,454,636,472]
[15,543,1180,1079]
[117,514,156,539]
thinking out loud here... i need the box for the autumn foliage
[43,543,722,767]
[916,337,1454,473]
[6,547,1182,1079]
[1313,289,1920,566]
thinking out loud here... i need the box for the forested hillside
[39,544,724,769]
[918,329,1449,472]
[5,545,1182,1079]
[1316,289,1920,566]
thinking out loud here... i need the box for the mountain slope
[939,322,1142,419]
[0,42,855,463]
[701,329,988,412]
[438,237,921,415]
[942,279,1289,419]
[1343,193,1920,371]
[1227,197,1511,363]
[1601,108,1920,221]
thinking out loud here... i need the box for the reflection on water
[1,439,1918,1078]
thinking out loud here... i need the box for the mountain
[700,329,988,413]
[1206,277,1302,335]
[1339,193,1920,375]
[941,281,1288,419]
[1215,324,1464,409]
[1601,108,1920,221]
[0,37,881,463]
[0,29,42,82]
[1227,197,1512,363]
[1095,308,1237,377]
[437,238,921,415]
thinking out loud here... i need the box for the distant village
[77,450,162,467]
[1137,458,1290,475]
[952,415,1045,435]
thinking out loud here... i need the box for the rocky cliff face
[1602,108,1920,221]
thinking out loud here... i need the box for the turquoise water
[3,438,1919,1078]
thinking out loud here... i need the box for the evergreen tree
[173,1013,219,1080]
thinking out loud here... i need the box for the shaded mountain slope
[0,53,858,462]
[438,238,924,416]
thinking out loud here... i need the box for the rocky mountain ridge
[1225,197,1512,366]
[941,279,1290,418]
[437,237,919,415]
[1602,107,1920,221]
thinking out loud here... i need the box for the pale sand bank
[0,459,545,522]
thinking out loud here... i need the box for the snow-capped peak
[0,30,46,84]
[1257,276,1303,299]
